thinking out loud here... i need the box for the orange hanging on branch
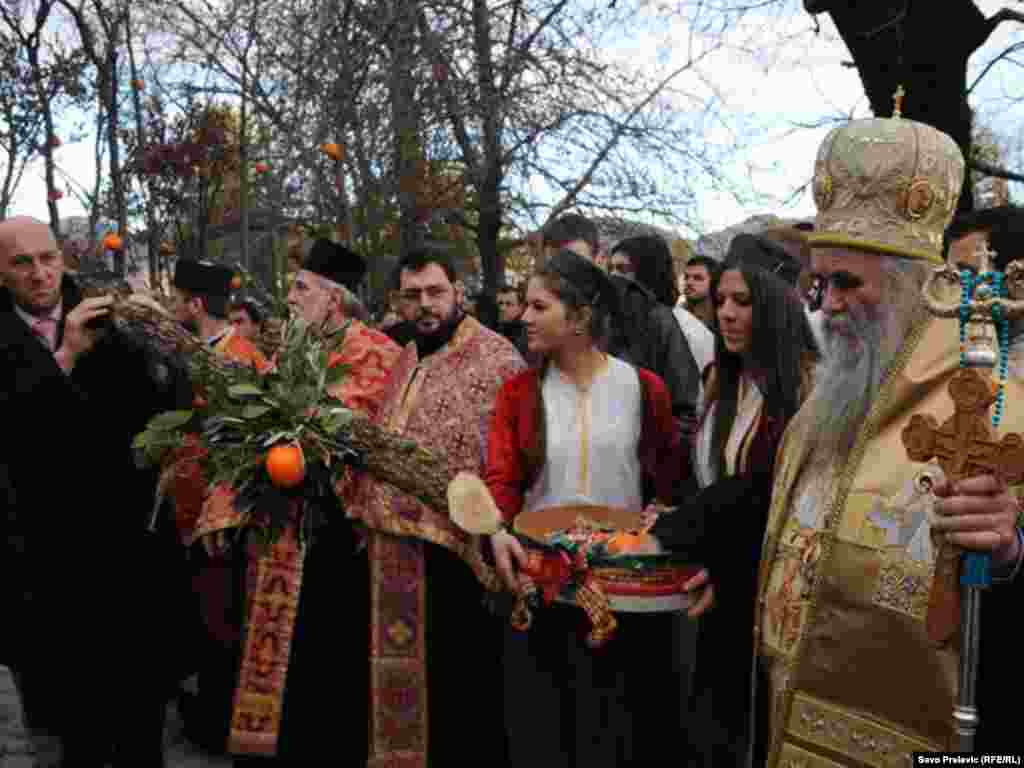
[231,275,242,290]
[103,233,124,251]
[132,78,145,91]
[49,135,62,148]
[254,162,269,174]
[320,142,344,162]
[266,442,306,489]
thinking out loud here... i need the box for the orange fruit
[266,442,306,488]
[606,531,649,556]
[231,275,242,289]
[320,142,344,161]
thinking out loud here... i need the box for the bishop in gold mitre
[738,101,1024,766]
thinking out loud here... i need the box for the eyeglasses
[399,285,450,302]
[806,271,863,311]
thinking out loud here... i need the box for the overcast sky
[8,0,1023,239]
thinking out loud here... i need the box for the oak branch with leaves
[110,295,451,543]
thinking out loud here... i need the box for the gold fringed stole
[228,504,306,755]
[367,532,428,768]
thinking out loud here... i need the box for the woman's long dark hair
[611,235,680,306]
[707,256,818,478]
[523,249,618,487]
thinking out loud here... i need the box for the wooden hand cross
[903,369,1024,487]
[902,368,1024,646]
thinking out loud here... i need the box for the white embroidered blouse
[523,355,644,514]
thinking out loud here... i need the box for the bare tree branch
[968,40,1024,95]
[969,158,1024,184]
[546,56,707,222]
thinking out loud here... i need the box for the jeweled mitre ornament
[810,99,965,264]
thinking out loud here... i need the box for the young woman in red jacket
[485,249,712,768]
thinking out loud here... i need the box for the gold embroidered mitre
[810,111,965,264]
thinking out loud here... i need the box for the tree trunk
[28,44,60,235]
[390,0,421,257]
[477,181,502,300]
[472,0,503,298]
[125,8,158,288]
[105,45,127,274]
[240,63,250,274]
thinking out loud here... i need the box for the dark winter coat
[0,276,192,684]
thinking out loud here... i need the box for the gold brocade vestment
[757,316,1024,767]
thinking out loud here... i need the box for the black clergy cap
[303,239,367,292]
[173,259,234,299]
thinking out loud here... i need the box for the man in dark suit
[0,216,192,767]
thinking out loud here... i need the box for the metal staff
[918,242,1024,751]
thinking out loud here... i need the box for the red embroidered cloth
[346,317,525,768]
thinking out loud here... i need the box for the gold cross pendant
[893,84,906,118]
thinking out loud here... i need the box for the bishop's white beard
[804,298,911,461]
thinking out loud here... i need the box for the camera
[85,313,114,332]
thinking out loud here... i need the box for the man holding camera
[0,216,192,766]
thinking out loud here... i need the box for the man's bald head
[0,216,64,314]
[0,216,57,257]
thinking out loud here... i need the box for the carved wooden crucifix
[903,368,1024,487]
[902,367,1024,645]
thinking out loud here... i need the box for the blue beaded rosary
[959,268,1011,427]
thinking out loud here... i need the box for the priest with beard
[674,111,1024,765]
[199,239,402,765]
[345,244,525,768]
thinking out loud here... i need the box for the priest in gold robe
[740,112,1024,765]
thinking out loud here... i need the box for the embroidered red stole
[348,319,525,767]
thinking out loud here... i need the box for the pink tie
[32,316,58,351]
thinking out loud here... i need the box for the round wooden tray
[513,504,640,543]
[513,505,696,613]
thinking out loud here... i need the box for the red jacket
[484,364,685,522]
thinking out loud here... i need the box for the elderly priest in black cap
[184,238,402,765]
[286,238,400,417]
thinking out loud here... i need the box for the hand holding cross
[901,235,1024,751]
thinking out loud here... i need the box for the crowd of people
[2,108,1024,768]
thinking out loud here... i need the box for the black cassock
[235,522,508,767]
